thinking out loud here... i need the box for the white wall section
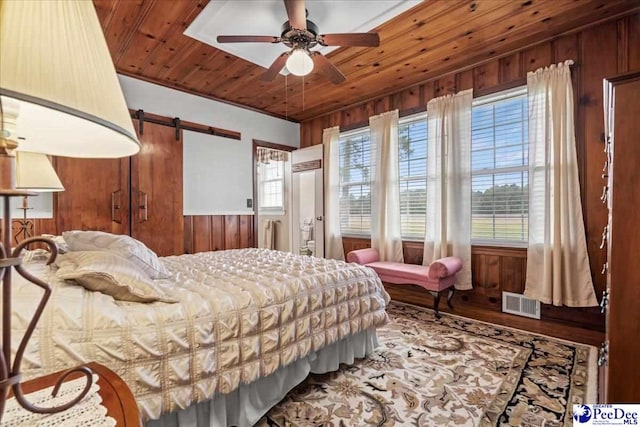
[118,75,300,215]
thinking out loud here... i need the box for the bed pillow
[62,230,170,279]
[40,234,70,253]
[55,251,177,303]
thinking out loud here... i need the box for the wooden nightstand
[13,362,139,426]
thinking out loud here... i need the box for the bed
[12,240,389,426]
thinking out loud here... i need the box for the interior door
[54,156,130,235]
[291,145,324,257]
[131,120,183,256]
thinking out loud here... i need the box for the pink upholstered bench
[347,248,463,318]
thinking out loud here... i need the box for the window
[471,87,528,245]
[258,159,285,213]
[338,128,371,235]
[398,114,427,239]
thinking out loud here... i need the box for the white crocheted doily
[1,374,116,427]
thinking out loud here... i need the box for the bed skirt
[146,327,379,427]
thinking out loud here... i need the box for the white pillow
[56,251,176,303]
[62,231,170,279]
[41,234,70,253]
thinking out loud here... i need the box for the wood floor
[384,284,605,347]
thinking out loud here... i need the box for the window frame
[471,86,529,248]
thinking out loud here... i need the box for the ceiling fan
[216,0,380,84]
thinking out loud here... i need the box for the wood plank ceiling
[94,0,639,122]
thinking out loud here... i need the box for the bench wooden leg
[429,291,442,319]
[447,288,455,309]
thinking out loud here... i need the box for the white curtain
[369,110,404,263]
[423,89,473,290]
[525,60,598,307]
[323,126,345,260]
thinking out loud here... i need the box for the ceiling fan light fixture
[286,49,314,76]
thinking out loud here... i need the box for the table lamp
[12,152,65,243]
[0,0,140,419]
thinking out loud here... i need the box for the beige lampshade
[15,152,64,192]
[0,0,140,158]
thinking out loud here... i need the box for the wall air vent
[502,292,541,319]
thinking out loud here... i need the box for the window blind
[398,114,427,239]
[338,129,372,235]
[471,87,528,245]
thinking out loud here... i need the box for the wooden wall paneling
[580,21,618,300]
[472,61,500,94]
[300,121,312,150]
[342,237,371,256]
[224,215,239,249]
[389,91,403,112]
[500,256,527,294]
[330,110,343,128]
[184,214,254,253]
[522,42,553,73]
[192,215,213,253]
[400,241,422,265]
[629,14,640,71]
[54,157,130,235]
[131,119,184,256]
[499,52,523,84]
[434,74,456,97]
[183,216,194,254]
[32,219,58,238]
[457,69,475,92]
[421,81,436,107]
[472,253,501,300]
[616,18,629,74]
[373,97,391,116]
[399,85,422,114]
[239,215,253,249]
[553,33,580,65]
[210,215,225,251]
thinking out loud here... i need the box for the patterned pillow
[55,251,176,303]
[62,230,170,279]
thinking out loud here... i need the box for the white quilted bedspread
[11,248,389,421]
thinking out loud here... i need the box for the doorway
[252,139,295,252]
[291,145,324,258]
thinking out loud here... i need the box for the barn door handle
[111,190,122,224]
[138,191,148,223]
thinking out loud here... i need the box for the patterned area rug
[258,301,596,427]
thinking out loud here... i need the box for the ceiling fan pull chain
[285,73,288,120]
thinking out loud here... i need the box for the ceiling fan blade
[284,0,306,31]
[311,52,346,84]
[319,33,380,47]
[217,35,279,43]
[262,52,290,82]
